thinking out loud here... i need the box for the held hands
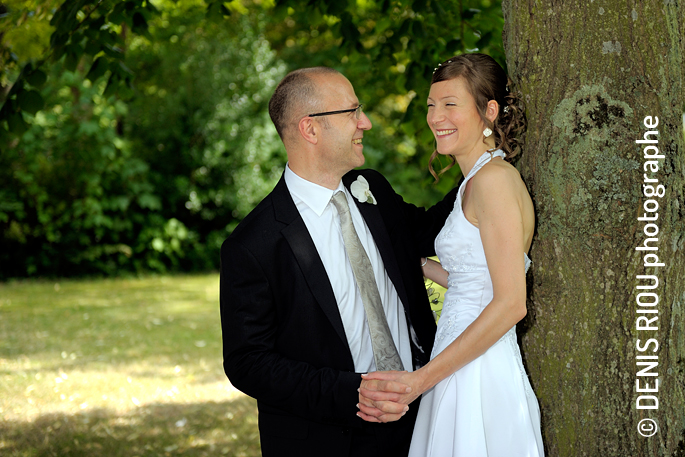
[357,371,423,423]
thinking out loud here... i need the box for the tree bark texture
[502,1,684,455]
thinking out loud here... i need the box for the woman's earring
[483,127,493,138]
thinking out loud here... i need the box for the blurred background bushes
[1,3,288,277]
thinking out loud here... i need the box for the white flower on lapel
[350,176,377,205]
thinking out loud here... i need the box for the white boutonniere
[350,176,377,205]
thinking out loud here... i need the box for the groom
[220,67,457,457]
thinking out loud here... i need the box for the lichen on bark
[543,83,639,236]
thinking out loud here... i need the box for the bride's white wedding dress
[409,150,544,457]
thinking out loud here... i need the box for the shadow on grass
[0,396,260,457]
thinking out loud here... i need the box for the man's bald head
[268,67,341,141]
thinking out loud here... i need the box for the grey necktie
[330,191,404,371]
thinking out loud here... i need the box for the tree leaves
[64,50,81,72]
[131,12,148,35]
[6,112,28,136]
[108,2,128,25]
[326,0,348,16]
[86,57,109,82]
[17,90,45,115]
[462,8,481,20]
[339,12,360,45]
[0,63,46,137]
[25,69,48,88]
[1,0,159,136]
[2,10,288,276]
[206,1,232,20]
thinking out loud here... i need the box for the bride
[358,53,544,456]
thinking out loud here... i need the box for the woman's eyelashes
[427,102,457,108]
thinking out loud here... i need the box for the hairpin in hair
[434,60,453,74]
[503,106,509,113]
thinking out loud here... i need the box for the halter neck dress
[408,149,544,457]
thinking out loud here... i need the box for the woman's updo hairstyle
[429,53,526,181]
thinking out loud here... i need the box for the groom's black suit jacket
[220,168,458,457]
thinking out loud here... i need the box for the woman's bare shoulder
[470,158,522,193]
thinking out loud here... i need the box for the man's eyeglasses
[307,104,364,120]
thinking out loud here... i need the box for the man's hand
[356,371,422,423]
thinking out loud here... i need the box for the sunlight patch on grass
[2,361,244,421]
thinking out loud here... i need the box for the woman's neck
[455,139,497,177]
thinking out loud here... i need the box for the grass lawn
[0,274,260,457]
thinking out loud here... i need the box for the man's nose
[358,112,372,130]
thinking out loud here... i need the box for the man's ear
[486,100,499,123]
[298,117,318,145]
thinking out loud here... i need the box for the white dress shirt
[284,164,412,373]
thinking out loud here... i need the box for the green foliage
[0,0,156,144]
[0,0,58,86]
[0,3,286,278]
[123,6,287,267]
[1,64,166,277]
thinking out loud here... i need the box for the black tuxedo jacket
[220,168,458,457]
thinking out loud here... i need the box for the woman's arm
[421,257,448,288]
[358,164,530,421]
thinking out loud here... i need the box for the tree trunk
[502,1,685,455]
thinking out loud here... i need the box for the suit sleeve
[220,239,362,427]
[406,184,460,256]
[364,170,460,257]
